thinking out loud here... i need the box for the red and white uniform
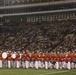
[58,54,63,69]
[61,54,66,69]
[74,54,76,68]
[71,53,75,69]
[7,56,12,68]
[49,54,53,69]
[67,58,71,69]
[45,53,49,69]
[30,53,35,68]
[25,53,30,69]
[6,53,11,68]
[39,53,45,68]
[0,52,2,68]
[35,53,39,69]
[16,53,20,68]
[54,54,59,69]
[21,53,25,68]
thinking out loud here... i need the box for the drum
[2,52,7,59]
[12,54,16,59]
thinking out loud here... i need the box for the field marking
[38,70,69,75]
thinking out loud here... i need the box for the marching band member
[38,52,42,68]
[54,52,59,69]
[21,52,25,68]
[59,53,63,69]
[0,51,2,68]
[35,51,39,69]
[49,52,53,69]
[61,53,64,68]
[40,53,45,68]
[51,52,56,68]
[25,50,30,69]
[67,51,71,70]
[62,53,67,69]
[5,51,8,68]
[45,52,49,69]
[71,52,75,69]
[7,52,12,68]
[11,52,16,68]
[2,51,8,68]
[67,57,71,70]
[74,53,76,69]
[65,52,68,69]
[16,52,20,68]
[30,51,35,68]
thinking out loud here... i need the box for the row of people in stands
[1,22,76,53]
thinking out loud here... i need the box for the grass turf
[0,68,76,75]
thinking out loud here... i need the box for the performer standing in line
[0,51,2,68]
[7,51,12,68]
[21,52,25,68]
[63,53,67,69]
[40,52,45,68]
[38,52,42,68]
[74,53,76,68]
[11,52,16,68]
[54,52,59,69]
[30,51,35,68]
[71,51,75,69]
[49,52,53,69]
[35,51,39,69]
[67,51,71,70]
[59,53,63,69]
[45,52,49,69]
[67,57,71,70]
[16,52,20,68]
[25,50,30,69]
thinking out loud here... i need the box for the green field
[0,68,76,75]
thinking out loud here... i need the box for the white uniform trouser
[45,61,48,69]
[63,61,66,68]
[8,61,11,68]
[22,61,25,68]
[41,62,44,68]
[30,61,34,68]
[19,60,21,67]
[49,62,53,69]
[71,62,74,69]
[59,62,62,69]
[62,61,64,68]
[39,61,41,68]
[35,61,39,69]
[74,63,76,68]
[4,60,8,67]
[16,61,20,68]
[67,62,71,70]
[0,60,2,68]
[11,60,15,68]
[13,61,16,68]
[25,61,29,69]
[56,62,59,69]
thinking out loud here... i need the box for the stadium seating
[0,20,76,53]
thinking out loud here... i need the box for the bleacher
[0,20,76,53]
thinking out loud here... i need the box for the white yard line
[38,70,69,75]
